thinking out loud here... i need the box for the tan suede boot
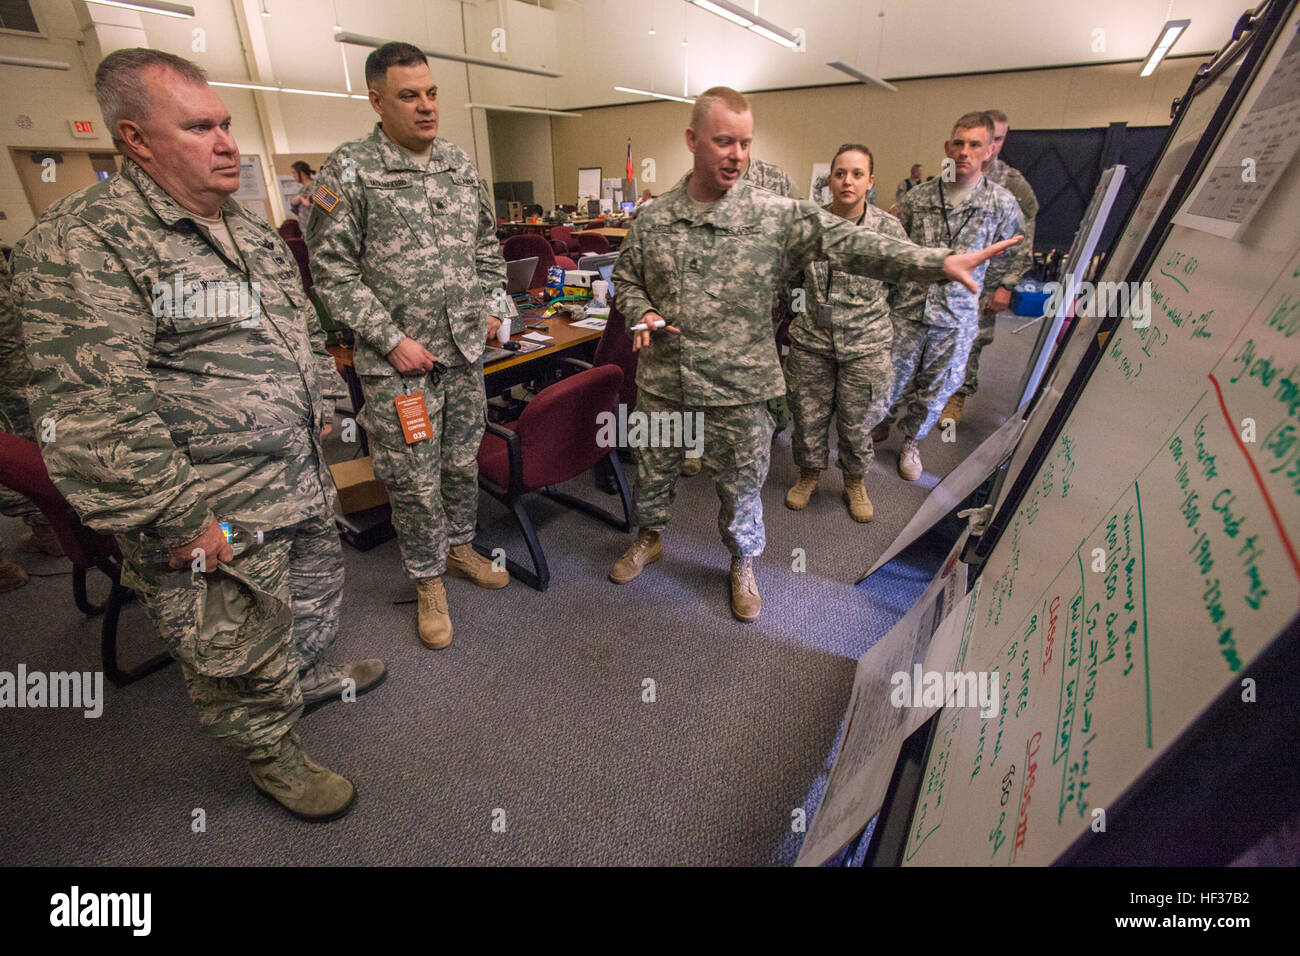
[730,556,761,622]
[416,576,453,649]
[842,475,874,522]
[0,558,29,593]
[610,529,662,584]
[248,732,356,822]
[940,392,965,425]
[446,542,509,589]
[898,438,923,481]
[299,659,388,714]
[19,521,63,557]
[784,468,821,510]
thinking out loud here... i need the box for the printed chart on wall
[901,2,1300,866]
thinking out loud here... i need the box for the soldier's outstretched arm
[11,222,213,546]
[612,220,656,331]
[945,236,1024,292]
[305,156,408,359]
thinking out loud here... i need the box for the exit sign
[69,120,97,138]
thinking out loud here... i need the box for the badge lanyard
[937,179,977,248]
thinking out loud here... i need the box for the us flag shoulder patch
[312,185,340,213]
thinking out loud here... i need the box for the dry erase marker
[631,317,667,332]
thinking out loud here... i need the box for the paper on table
[569,316,609,330]
[523,332,553,342]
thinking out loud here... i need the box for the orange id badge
[395,391,433,444]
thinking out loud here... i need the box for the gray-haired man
[11,48,383,821]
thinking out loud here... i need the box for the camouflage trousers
[358,362,484,580]
[785,343,892,475]
[633,389,773,557]
[118,511,343,760]
[884,316,973,440]
[959,307,998,396]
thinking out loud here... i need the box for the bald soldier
[11,49,384,821]
[609,86,1020,621]
[308,41,510,652]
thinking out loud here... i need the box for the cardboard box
[330,456,389,514]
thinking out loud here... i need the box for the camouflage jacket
[0,254,34,437]
[985,157,1038,287]
[614,173,950,406]
[892,176,1025,329]
[743,157,796,198]
[11,159,337,546]
[789,203,907,360]
[306,125,506,377]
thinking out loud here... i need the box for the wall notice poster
[809,163,831,206]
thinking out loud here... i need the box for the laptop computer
[506,257,539,295]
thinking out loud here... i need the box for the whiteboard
[988,41,1255,557]
[901,3,1300,866]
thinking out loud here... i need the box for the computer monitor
[620,201,635,215]
[505,257,538,294]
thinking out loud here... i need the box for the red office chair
[590,302,640,496]
[476,360,631,590]
[0,432,171,686]
[555,255,578,271]
[502,233,558,288]
[278,219,303,241]
[576,233,611,256]
[549,225,580,255]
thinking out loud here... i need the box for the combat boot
[871,422,890,444]
[0,558,28,593]
[446,542,509,589]
[248,732,356,822]
[609,529,662,584]
[299,659,388,714]
[842,475,874,522]
[19,521,63,557]
[940,392,965,425]
[681,456,702,476]
[785,468,821,510]
[730,556,761,622]
[416,576,453,649]
[898,438,923,481]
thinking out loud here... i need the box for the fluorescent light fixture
[0,55,71,70]
[1140,18,1190,77]
[826,59,897,92]
[614,86,696,104]
[336,32,561,78]
[685,0,799,50]
[210,80,368,100]
[466,103,583,118]
[82,0,195,18]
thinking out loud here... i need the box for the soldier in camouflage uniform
[880,111,1026,481]
[10,49,384,822]
[307,42,509,652]
[949,108,1039,419]
[610,88,1020,621]
[784,144,904,524]
[0,255,62,592]
[742,156,796,198]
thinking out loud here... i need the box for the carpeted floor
[0,315,1035,866]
